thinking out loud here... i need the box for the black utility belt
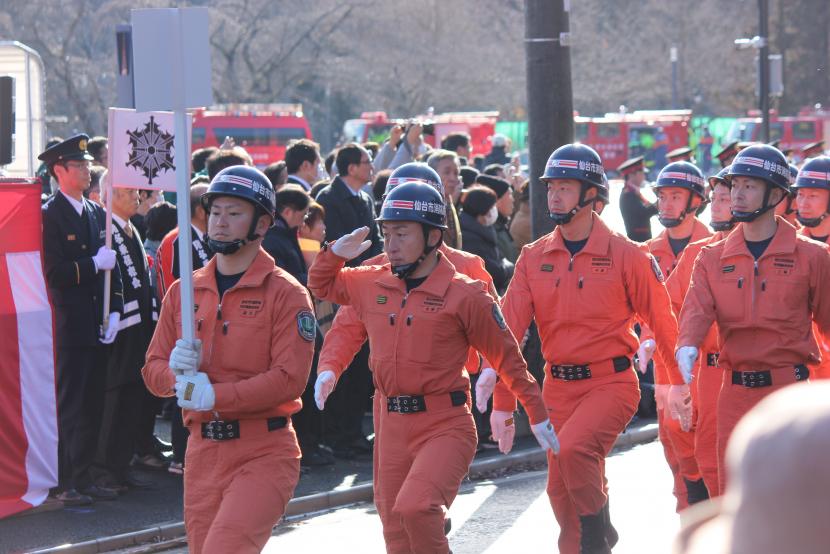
[549,356,631,381]
[200,416,288,441]
[731,365,809,388]
[386,391,468,414]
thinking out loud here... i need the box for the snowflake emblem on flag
[126,115,175,184]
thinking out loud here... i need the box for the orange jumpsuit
[308,248,547,554]
[142,249,315,554]
[678,217,830,494]
[798,227,830,379]
[665,230,728,497]
[493,213,683,554]
[644,219,711,511]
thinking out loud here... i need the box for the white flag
[108,107,192,192]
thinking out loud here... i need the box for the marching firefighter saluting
[308,180,555,554]
[677,145,830,495]
[142,166,315,554]
[491,144,687,554]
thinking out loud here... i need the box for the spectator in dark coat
[477,174,519,263]
[261,185,311,285]
[459,185,514,294]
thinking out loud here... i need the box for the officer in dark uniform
[715,141,739,168]
[618,156,658,242]
[40,134,124,505]
[667,146,694,164]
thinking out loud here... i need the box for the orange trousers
[183,420,301,554]
[543,370,640,554]
[656,411,688,512]
[373,394,477,554]
[694,360,722,497]
[716,369,806,495]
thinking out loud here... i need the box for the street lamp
[734,0,771,142]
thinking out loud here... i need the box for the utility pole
[525,0,574,240]
[758,0,771,142]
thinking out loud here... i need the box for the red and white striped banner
[0,178,57,519]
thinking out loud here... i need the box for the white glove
[676,346,699,384]
[668,384,693,432]
[331,226,372,260]
[169,338,202,376]
[99,312,120,344]
[174,372,215,411]
[93,245,117,271]
[314,370,336,410]
[489,410,516,454]
[475,367,497,413]
[636,339,656,374]
[531,419,560,454]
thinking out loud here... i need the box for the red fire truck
[191,104,313,167]
[342,111,498,158]
[574,109,693,175]
[725,107,830,162]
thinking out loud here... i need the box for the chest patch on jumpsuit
[297,311,316,342]
[540,264,554,272]
[239,299,263,318]
[591,256,612,274]
[773,258,795,275]
[423,296,446,313]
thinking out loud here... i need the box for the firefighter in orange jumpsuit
[309,180,556,554]
[314,164,501,534]
[793,155,830,379]
[664,166,735,497]
[638,161,712,511]
[490,144,688,553]
[142,166,315,554]
[677,144,830,495]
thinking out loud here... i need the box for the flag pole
[102,110,115,334]
[173,108,194,343]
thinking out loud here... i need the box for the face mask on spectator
[483,205,498,226]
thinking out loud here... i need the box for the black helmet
[376,181,446,279]
[652,161,706,228]
[541,143,607,224]
[726,144,791,222]
[385,162,444,198]
[653,161,706,198]
[726,144,791,192]
[708,166,731,188]
[201,165,276,254]
[201,165,276,220]
[376,180,447,229]
[792,156,830,228]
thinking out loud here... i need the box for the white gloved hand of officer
[331,226,372,260]
[99,312,120,344]
[314,370,337,410]
[92,245,117,272]
[668,384,693,432]
[636,339,656,374]
[475,367,498,413]
[174,372,215,411]
[531,419,561,455]
[676,346,699,384]
[169,338,202,376]
[489,410,516,454]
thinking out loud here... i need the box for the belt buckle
[741,371,770,388]
[204,419,237,441]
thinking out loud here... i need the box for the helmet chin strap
[731,184,784,223]
[206,208,265,255]
[796,212,828,228]
[710,219,736,232]
[391,226,441,280]
[549,183,594,225]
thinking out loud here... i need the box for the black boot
[602,500,618,548]
[684,477,710,505]
[579,512,611,553]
